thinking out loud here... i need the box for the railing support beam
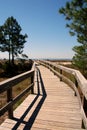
[7,88,13,119]
[74,79,78,96]
[60,69,62,81]
[31,72,34,94]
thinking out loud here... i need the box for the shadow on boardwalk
[12,66,47,130]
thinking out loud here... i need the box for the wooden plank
[0,119,25,130]
[0,119,17,130]
[0,70,34,93]
[31,65,83,129]
[32,119,85,130]
[31,127,85,130]
[0,65,85,129]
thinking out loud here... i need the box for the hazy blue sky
[0,0,78,59]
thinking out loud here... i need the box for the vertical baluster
[60,69,62,81]
[74,79,78,96]
[53,66,55,75]
[7,88,13,119]
[83,97,87,117]
[31,71,34,94]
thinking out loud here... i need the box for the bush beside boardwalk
[0,59,33,78]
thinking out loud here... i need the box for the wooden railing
[39,60,87,129]
[0,62,35,119]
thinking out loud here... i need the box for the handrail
[39,60,87,99]
[0,62,35,119]
[38,60,87,129]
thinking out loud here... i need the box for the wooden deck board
[0,65,85,130]
[31,65,83,129]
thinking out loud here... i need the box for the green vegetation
[59,0,87,77]
[0,59,33,78]
[0,16,31,77]
[72,45,87,76]
[0,16,28,65]
[0,16,32,124]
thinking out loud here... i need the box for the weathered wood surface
[39,60,87,128]
[40,60,87,100]
[0,65,85,130]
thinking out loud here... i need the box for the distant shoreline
[40,58,72,62]
[33,58,72,61]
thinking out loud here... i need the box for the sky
[0,0,78,59]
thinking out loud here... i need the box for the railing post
[60,69,62,81]
[31,71,34,94]
[83,97,87,117]
[48,63,50,70]
[82,97,87,128]
[53,66,56,75]
[7,88,13,119]
[74,79,78,96]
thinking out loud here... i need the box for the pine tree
[59,0,87,75]
[0,16,28,65]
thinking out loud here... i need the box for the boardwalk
[0,64,85,130]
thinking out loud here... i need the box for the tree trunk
[9,45,11,65]
[12,46,14,65]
